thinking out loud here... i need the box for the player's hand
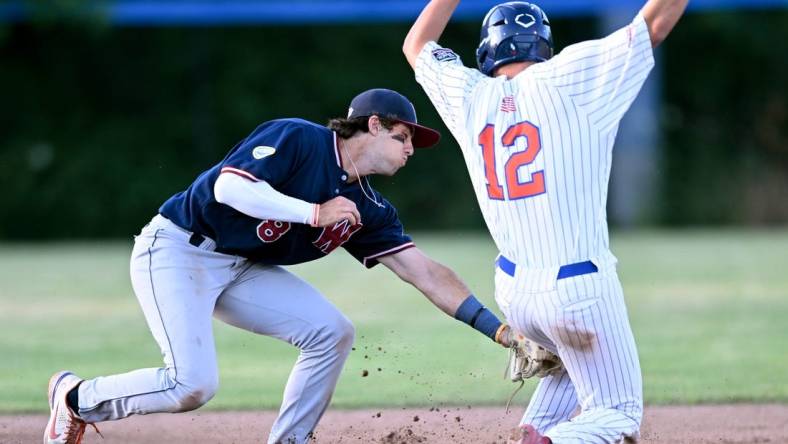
[316,196,361,227]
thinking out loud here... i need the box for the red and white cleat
[44,371,100,444]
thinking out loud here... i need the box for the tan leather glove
[501,327,563,380]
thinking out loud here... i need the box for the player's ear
[367,115,381,136]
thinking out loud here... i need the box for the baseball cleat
[510,424,552,444]
[44,371,100,444]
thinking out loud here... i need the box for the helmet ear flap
[476,35,496,74]
[476,46,488,72]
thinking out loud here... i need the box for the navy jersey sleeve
[220,119,315,187]
[343,198,414,269]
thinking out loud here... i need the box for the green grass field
[2,230,787,413]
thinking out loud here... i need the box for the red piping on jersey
[221,166,261,182]
[362,242,415,267]
[333,132,343,168]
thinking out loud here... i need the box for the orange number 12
[478,121,546,200]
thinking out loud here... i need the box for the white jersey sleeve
[214,172,317,226]
[529,12,655,131]
[414,41,487,141]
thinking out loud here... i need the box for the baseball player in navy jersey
[44,88,532,444]
[404,1,687,443]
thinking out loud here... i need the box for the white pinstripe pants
[76,215,354,444]
[496,266,642,443]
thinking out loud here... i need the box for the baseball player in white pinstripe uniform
[404,1,687,443]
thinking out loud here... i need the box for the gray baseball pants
[76,215,354,444]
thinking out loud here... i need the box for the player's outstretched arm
[377,247,511,346]
[377,246,467,315]
[641,0,689,47]
[403,0,460,69]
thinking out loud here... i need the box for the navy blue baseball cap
[347,88,441,148]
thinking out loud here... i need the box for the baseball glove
[502,329,563,412]
[505,330,563,381]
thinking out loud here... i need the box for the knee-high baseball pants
[76,215,354,444]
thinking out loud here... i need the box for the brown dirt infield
[4,404,786,443]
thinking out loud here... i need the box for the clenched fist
[316,196,361,227]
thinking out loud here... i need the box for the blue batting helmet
[475,2,554,76]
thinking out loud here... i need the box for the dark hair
[327,115,399,139]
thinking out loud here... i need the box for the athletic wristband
[454,295,503,341]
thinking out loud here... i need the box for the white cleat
[44,371,98,444]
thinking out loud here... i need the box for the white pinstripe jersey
[416,13,654,288]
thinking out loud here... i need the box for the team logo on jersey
[312,220,363,254]
[515,13,535,28]
[252,145,277,159]
[431,48,458,62]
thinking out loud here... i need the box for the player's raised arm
[403,0,460,69]
[641,0,689,47]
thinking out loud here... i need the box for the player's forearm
[422,262,510,344]
[379,248,469,315]
[412,260,471,316]
[412,263,508,342]
[214,172,318,226]
[641,0,688,47]
[403,0,461,68]
[380,249,507,344]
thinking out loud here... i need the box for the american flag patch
[500,96,517,113]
